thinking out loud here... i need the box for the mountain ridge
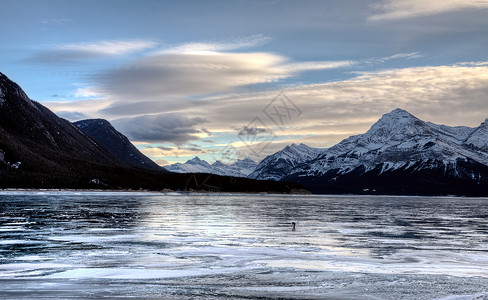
[75,119,163,171]
[167,108,488,195]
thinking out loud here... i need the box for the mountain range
[0,72,302,193]
[164,157,257,177]
[1,70,487,195]
[166,108,488,195]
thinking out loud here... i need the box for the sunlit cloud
[140,145,206,162]
[55,40,158,55]
[159,34,272,54]
[284,60,357,72]
[369,0,488,21]
[41,98,110,120]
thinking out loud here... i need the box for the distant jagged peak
[234,157,256,164]
[188,156,209,166]
[190,156,202,162]
[212,160,226,166]
[283,143,313,152]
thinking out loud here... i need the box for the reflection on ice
[1,192,488,299]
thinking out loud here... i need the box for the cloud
[37,18,72,31]
[140,144,206,160]
[285,60,357,72]
[42,59,488,157]
[157,146,174,151]
[56,111,91,121]
[111,113,208,144]
[27,39,157,63]
[40,99,109,119]
[74,87,104,98]
[369,0,488,21]
[154,159,170,166]
[160,35,272,54]
[370,52,423,64]
[94,51,288,101]
[178,145,206,153]
[89,50,356,116]
[236,126,271,136]
[200,128,212,136]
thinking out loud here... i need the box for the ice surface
[1,193,488,299]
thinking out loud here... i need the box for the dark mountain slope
[0,72,157,188]
[75,119,162,171]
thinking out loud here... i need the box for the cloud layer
[369,0,488,21]
[33,38,488,160]
[43,59,488,151]
[111,113,207,144]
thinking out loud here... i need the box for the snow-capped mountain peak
[364,108,432,142]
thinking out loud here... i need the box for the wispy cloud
[158,35,272,54]
[55,40,158,55]
[284,60,357,72]
[37,18,72,31]
[27,39,158,63]
[369,0,488,21]
[376,52,423,62]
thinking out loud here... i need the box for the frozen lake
[1,192,488,299]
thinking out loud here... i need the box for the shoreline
[0,188,310,195]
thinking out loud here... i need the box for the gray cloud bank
[112,113,207,144]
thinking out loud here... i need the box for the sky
[1,0,488,165]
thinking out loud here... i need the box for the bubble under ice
[1,192,488,299]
